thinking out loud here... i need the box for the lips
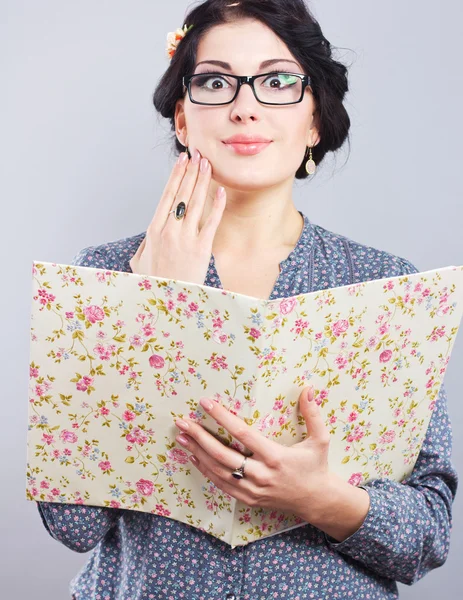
[223,134,272,144]
[222,135,273,156]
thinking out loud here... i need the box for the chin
[213,165,285,192]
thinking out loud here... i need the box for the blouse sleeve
[36,245,123,553]
[325,383,457,584]
[324,255,458,584]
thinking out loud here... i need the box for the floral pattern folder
[26,262,463,547]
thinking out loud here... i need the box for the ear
[308,109,321,148]
[174,98,188,147]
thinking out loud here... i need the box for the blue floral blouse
[37,212,457,600]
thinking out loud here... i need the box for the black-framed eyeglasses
[182,71,312,106]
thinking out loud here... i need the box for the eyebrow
[194,58,301,71]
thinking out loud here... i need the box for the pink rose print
[76,375,94,392]
[94,343,116,361]
[126,428,148,445]
[98,460,112,472]
[378,323,390,335]
[142,324,155,337]
[379,350,393,363]
[249,328,261,339]
[83,305,105,324]
[149,354,165,369]
[314,389,328,406]
[139,278,152,290]
[167,448,190,465]
[379,430,396,445]
[129,334,144,347]
[367,336,379,349]
[36,288,56,306]
[210,355,228,371]
[347,411,358,423]
[155,504,171,517]
[96,271,108,283]
[335,354,348,370]
[212,329,228,344]
[279,297,297,315]
[429,326,446,342]
[59,430,78,444]
[42,433,55,445]
[136,478,154,496]
[348,472,363,486]
[29,366,39,379]
[332,319,349,337]
[122,410,136,422]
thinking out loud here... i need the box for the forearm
[305,384,457,585]
[299,472,371,542]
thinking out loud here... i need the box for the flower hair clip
[166,24,194,60]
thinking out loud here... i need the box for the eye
[262,73,299,89]
[192,74,232,90]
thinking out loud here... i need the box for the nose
[229,81,261,122]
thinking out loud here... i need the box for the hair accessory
[305,146,316,175]
[166,24,193,60]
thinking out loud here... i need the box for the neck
[200,178,304,256]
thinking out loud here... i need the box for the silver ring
[231,456,248,480]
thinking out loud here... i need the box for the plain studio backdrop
[1,1,462,598]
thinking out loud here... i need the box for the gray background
[2,0,462,598]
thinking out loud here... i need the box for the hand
[174,386,331,518]
[130,149,226,285]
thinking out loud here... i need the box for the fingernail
[217,186,225,198]
[200,158,209,173]
[176,419,189,431]
[192,150,201,165]
[308,386,314,401]
[200,398,214,411]
[177,153,188,166]
[177,435,189,445]
[190,455,199,466]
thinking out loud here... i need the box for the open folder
[26,262,463,547]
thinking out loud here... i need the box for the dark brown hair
[153,0,350,179]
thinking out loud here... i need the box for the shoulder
[311,222,419,283]
[71,233,145,272]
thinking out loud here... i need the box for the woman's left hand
[174,386,331,518]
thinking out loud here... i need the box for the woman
[37,1,457,598]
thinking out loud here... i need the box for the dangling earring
[305,146,316,175]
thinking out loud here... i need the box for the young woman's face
[175,18,320,192]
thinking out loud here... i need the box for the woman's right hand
[129,149,226,285]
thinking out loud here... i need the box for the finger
[175,419,255,474]
[149,152,190,231]
[197,397,275,458]
[300,387,330,442]
[133,236,146,260]
[164,149,202,229]
[199,187,226,244]
[182,157,212,228]
[189,456,251,505]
